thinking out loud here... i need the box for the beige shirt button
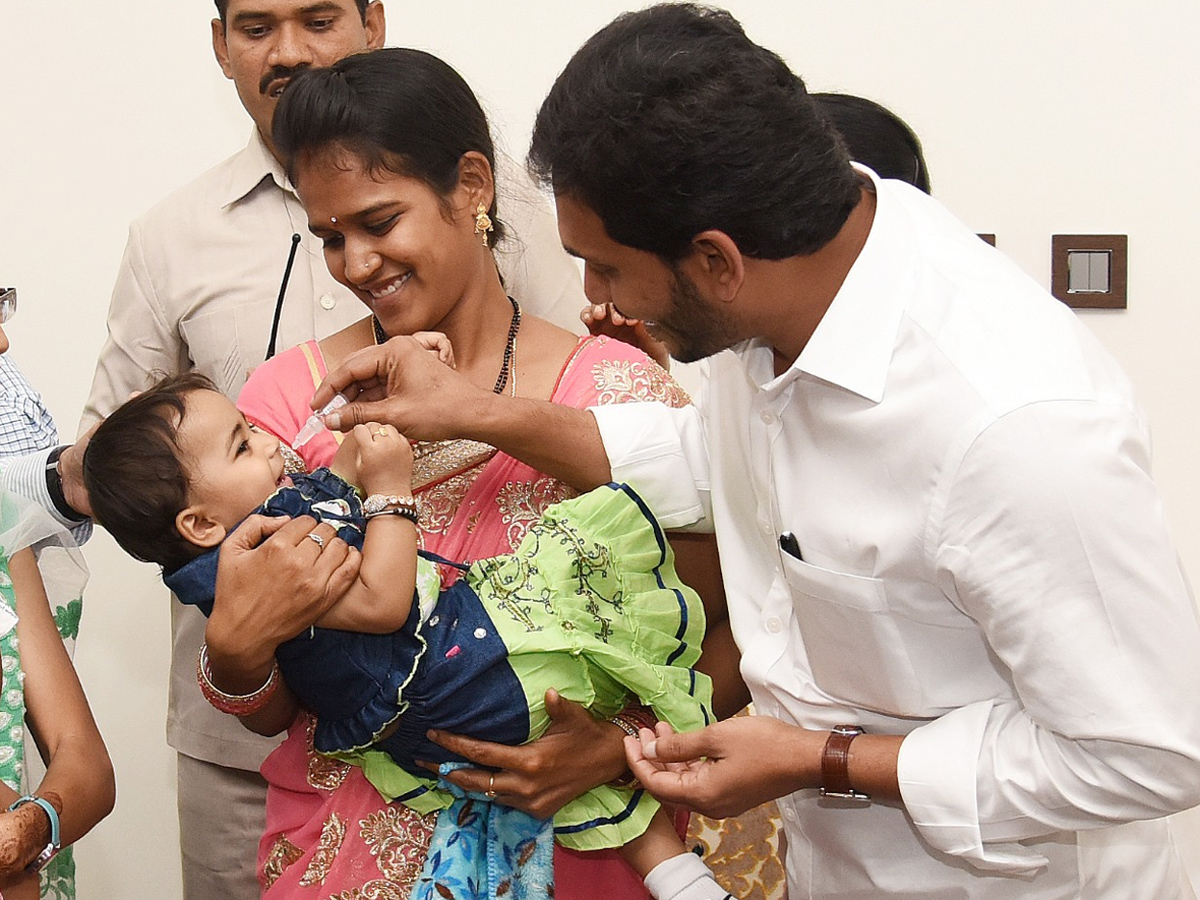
[766,617,783,634]
[319,293,336,310]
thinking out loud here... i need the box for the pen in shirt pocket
[779,530,803,561]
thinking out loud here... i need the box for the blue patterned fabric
[413,763,555,900]
[164,469,528,764]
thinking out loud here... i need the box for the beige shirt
[82,129,584,769]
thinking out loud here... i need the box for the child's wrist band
[363,493,420,523]
[197,643,280,716]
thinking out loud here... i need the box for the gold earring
[473,203,493,246]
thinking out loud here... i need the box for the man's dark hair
[814,93,931,194]
[84,373,219,572]
[528,3,860,263]
[273,47,504,247]
[214,0,370,26]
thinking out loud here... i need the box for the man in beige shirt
[76,2,584,897]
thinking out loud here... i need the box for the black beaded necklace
[372,295,522,395]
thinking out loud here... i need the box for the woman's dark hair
[273,47,504,247]
[84,373,220,572]
[813,93,931,194]
[214,0,370,25]
[528,3,860,263]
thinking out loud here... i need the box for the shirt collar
[775,165,918,404]
[217,128,296,209]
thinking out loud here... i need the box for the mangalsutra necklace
[372,295,522,396]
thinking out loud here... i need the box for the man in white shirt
[312,6,1200,899]
[71,2,585,897]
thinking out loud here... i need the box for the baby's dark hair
[84,373,220,571]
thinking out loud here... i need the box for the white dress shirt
[82,129,586,770]
[594,170,1200,899]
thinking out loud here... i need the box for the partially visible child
[82,372,733,900]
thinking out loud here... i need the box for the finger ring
[306,532,326,549]
[376,428,388,437]
[485,773,497,799]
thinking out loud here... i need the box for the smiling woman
[178,46,704,900]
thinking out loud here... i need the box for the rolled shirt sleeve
[590,400,713,531]
[898,398,1200,872]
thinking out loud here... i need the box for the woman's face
[298,146,484,336]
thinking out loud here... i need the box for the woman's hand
[0,801,52,893]
[208,515,359,678]
[421,689,630,820]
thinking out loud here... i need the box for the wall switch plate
[1051,234,1127,309]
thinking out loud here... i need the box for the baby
[82,372,732,900]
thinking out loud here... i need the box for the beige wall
[2,2,1198,896]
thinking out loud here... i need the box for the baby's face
[175,390,292,533]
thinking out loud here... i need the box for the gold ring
[306,532,325,549]
[485,773,497,799]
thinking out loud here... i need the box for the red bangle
[197,643,280,716]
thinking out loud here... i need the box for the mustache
[259,64,309,96]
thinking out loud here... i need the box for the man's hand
[57,419,103,518]
[313,336,491,441]
[419,689,629,820]
[625,716,825,818]
[627,716,904,817]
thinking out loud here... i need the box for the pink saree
[238,334,691,899]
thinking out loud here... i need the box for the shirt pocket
[780,554,923,715]
[179,297,275,397]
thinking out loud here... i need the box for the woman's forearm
[9,549,116,852]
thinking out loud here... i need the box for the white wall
[3,2,1198,896]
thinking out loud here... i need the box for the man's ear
[684,230,745,303]
[364,1,386,49]
[176,506,228,550]
[212,18,234,80]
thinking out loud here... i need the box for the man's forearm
[474,394,612,492]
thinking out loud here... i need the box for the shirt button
[758,518,773,537]
[473,627,488,639]
[782,805,797,822]
[319,293,336,310]
[766,617,782,634]
[760,410,775,425]
[428,615,440,627]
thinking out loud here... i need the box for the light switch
[1067,250,1111,294]
[1052,235,1127,309]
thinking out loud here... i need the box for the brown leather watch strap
[820,725,869,801]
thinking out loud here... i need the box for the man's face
[556,193,739,363]
[212,0,385,152]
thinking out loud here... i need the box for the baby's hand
[329,428,361,485]
[354,422,414,495]
[410,331,455,369]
